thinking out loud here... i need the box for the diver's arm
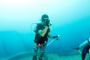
[38,26,49,37]
[48,33,59,40]
[48,33,53,38]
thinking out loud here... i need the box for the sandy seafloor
[0,52,82,60]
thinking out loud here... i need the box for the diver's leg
[82,49,85,60]
[33,43,38,60]
[38,44,46,60]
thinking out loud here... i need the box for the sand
[0,53,82,60]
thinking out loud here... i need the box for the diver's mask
[44,19,52,26]
[41,14,52,26]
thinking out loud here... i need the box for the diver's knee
[40,51,45,57]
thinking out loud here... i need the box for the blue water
[0,0,90,59]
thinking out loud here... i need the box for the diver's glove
[53,35,59,38]
[46,20,50,27]
[53,35,59,40]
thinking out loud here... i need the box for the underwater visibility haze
[0,0,90,60]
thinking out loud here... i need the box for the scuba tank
[79,38,90,49]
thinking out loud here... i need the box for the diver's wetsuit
[33,23,50,60]
[82,44,90,60]
[34,23,50,44]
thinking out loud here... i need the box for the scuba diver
[72,38,90,60]
[32,14,59,60]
